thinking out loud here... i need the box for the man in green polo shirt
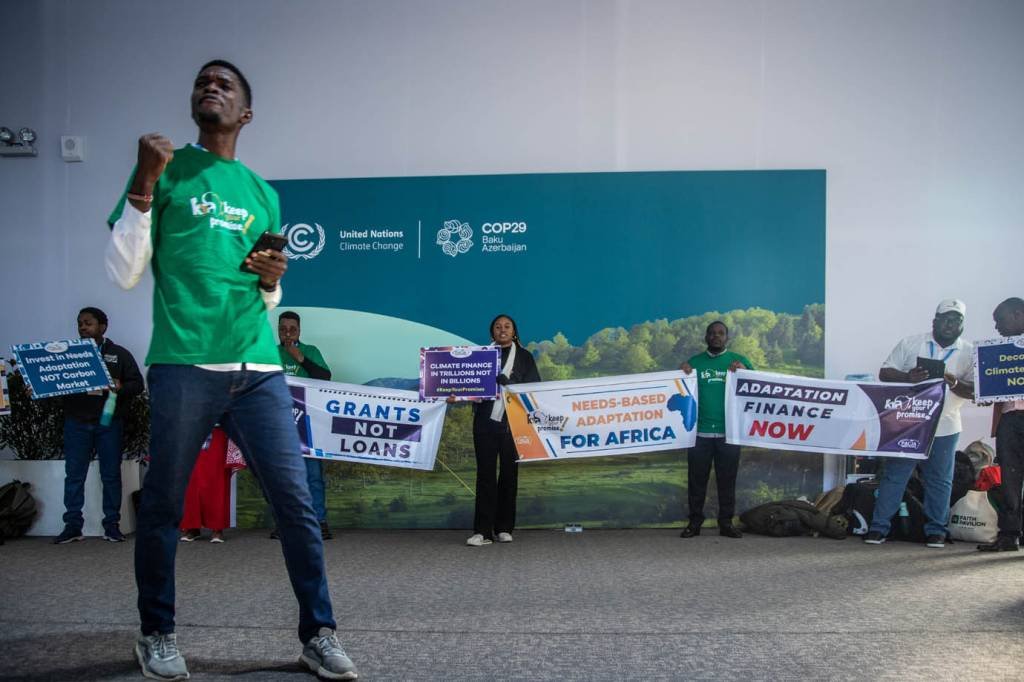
[106,59,357,681]
[679,321,753,539]
[277,310,333,540]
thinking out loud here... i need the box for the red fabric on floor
[975,465,1001,491]
[180,428,232,532]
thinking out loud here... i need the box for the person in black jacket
[54,307,144,544]
[465,314,541,546]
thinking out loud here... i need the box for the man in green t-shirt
[105,60,357,682]
[277,311,333,540]
[679,321,753,539]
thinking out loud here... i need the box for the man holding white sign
[978,297,1024,552]
[679,321,752,539]
[865,300,975,548]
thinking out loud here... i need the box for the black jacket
[473,344,541,433]
[62,338,144,422]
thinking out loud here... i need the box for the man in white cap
[864,299,975,548]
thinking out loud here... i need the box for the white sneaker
[496,532,513,543]
[466,533,492,546]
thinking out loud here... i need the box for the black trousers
[686,436,741,525]
[995,410,1024,538]
[473,429,519,537]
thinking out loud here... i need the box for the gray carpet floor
[1,529,1022,681]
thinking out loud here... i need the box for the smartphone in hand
[240,231,288,273]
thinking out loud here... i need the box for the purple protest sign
[858,380,947,455]
[419,346,500,401]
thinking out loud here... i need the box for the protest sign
[419,345,500,401]
[0,361,9,416]
[726,370,945,459]
[287,376,447,470]
[973,335,1024,404]
[11,339,113,399]
[504,371,698,461]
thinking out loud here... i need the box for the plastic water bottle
[898,501,910,536]
[99,391,118,427]
[564,523,583,534]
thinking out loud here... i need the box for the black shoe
[53,527,84,544]
[103,525,126,543]
[719,524,743,539]
[925,534,946,549]
[977,537,1020,552]
[320,521,334,540]
[679,524,701,538]
[863,531,886,545]
[269,528,280,540]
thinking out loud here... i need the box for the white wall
[3,0,1021,453]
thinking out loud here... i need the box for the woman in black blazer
[466,314,541,546]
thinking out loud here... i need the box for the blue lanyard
[927,341,955,363]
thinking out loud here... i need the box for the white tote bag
[948,490,999,543]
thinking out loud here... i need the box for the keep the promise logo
[280,223,326,260]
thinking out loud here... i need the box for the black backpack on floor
[833,476,927,542]
[832,479,879,536]
[0,480,38,539]
[950,450,981,508]
[740,500,848,539]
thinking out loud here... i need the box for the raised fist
[134,133,175,190]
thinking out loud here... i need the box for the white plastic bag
[948,490,999,543]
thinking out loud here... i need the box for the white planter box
[0,459,142,537]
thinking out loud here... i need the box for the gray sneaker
[300,627,358,680]
[135,632,189,681]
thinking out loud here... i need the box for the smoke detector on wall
[61,135,85,162]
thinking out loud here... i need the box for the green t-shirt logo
[190,191,256,233]
[699,368,727,383]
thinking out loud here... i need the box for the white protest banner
[504,371,698,461]
[725,369,945,459]
[286,376,447,470]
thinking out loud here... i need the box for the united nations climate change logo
[436,220,473,257]
[280,223,326,260]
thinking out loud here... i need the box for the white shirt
[105,201,282,372]
[882,332,974,437]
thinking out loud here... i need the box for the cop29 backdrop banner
[233,170,826,529]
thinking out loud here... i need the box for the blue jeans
[870,432,959,538]
[62,416,124,531]
[305,458,327,523]
[135,365,335,642]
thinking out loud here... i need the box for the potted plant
[0,371,149,536]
